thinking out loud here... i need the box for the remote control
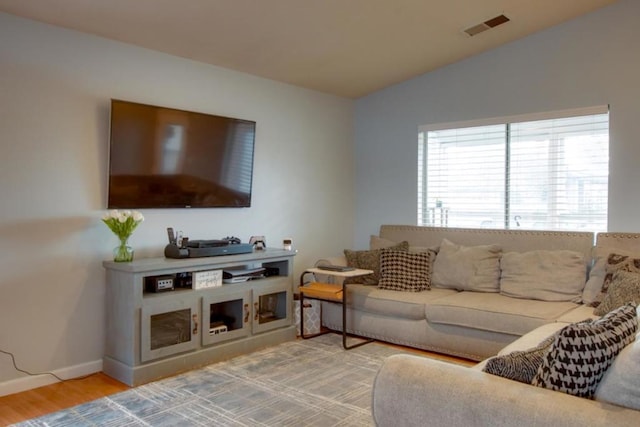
[167,227,176,244]
[317,265,355,272]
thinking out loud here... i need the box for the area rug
[13,334,449,427]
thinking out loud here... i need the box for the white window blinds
[418,107,609,231]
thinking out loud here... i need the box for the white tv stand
[102,249,296,386]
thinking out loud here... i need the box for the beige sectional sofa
[313,225,640,426]
[373,310,640,426]
[318,225,599,360]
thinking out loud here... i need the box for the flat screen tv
[108,99,256,208]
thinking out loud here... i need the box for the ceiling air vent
[463,14,510,37]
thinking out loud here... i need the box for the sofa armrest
[372,354,638,427]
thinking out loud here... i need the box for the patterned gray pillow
[483,319,592,384]
[343,241,409,285]
[483,334,557,383]
[591,253,640,307]
[377,250,435,292]
[594,270,640,316]
[532,303,638,398]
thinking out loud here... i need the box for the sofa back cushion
[379,225,594,256]
[431,238,501,292]
[499,250,586,302]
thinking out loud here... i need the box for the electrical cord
[0,349,94,382]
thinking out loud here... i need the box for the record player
[164,229,254,259]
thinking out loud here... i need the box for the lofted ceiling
[0,0,617,98]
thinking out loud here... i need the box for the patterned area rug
[13,334,441,427]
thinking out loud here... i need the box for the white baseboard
[0,359,103,397]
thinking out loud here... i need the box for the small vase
[114,238,134,262]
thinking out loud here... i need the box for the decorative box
[193,270,223,289]
[294,298,321,336]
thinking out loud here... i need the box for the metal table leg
[342,282,374,350]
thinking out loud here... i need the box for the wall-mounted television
[108,99,256,208]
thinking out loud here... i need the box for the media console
[102,249,296,386]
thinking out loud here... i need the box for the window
[418,106,609,231]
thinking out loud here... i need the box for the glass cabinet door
[202,288,251,346]
[140,296,199,362]
[252,280,291,334]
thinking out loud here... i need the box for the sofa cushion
[594,270,640,316]
[431,238,501,292]
[590,253,640,308]
[595,309,640,410]
[532,303,638,398]
[343,241,409,285]
[346,284,456,320]
[499,250,586,302]
[555,304,599,324]
[378,250,436,292]
[425,292,579,336]
[497,322,568,356]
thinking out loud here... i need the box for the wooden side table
[298,267,374,349]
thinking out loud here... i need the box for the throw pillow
[369,235,400,250]
[582,246,633,305]
[594,323,640,411]
[532,303,638,398]
[499,250,586,302]
[431,238,501,292]
[591,253,640,307]
[343,241,409,285]
[594,270,640,316]
[378,250,436,292]
[483,333,558,384]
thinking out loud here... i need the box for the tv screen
[108,99,256,208]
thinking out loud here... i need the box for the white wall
[353,0,640,248]
[0,12,354,394]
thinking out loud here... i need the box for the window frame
[418,105,609,231]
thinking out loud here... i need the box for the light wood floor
[0,373,129,426]
[0,337,473,426]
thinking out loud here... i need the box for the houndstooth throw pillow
[532,303,638,398]
[378,250,435,292]
[343,241,409,285]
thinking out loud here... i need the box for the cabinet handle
[192,313,198,335]
[244,303,250,323]
[254,302,259,321]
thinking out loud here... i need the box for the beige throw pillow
[500,250,586,302]
[595,311,640,410]
[431,238,501,292]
